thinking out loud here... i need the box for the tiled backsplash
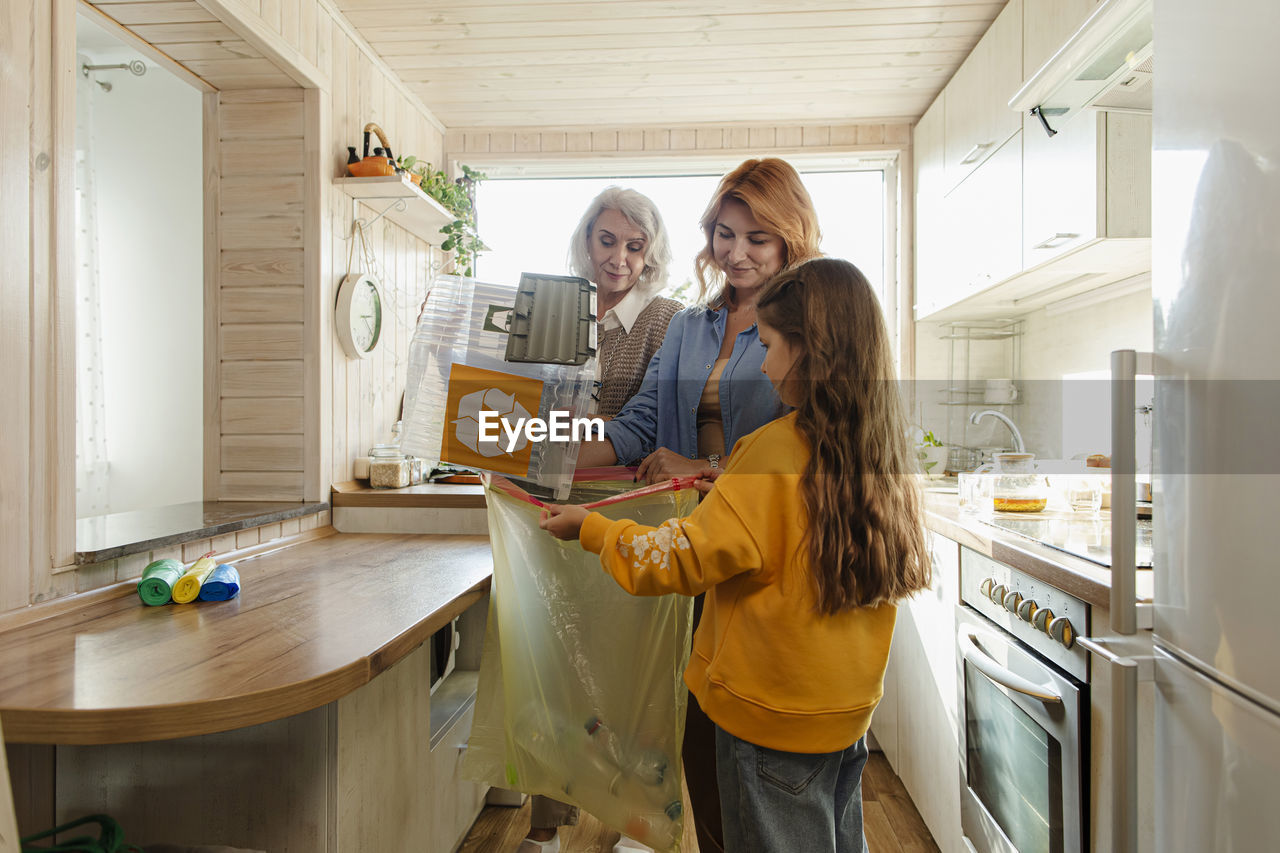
[914,286,1153,463]
[46,510,332,602]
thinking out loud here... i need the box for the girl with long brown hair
[542,257,931,852]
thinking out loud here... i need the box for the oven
[956,547,1090,853]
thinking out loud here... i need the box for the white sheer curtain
[75,53,110,518]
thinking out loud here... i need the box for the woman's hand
[635,448,710,484]
[693,468,723,495]
[539,504,590,540]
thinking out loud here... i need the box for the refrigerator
[1150,0,1280,848]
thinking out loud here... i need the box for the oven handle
[957,626,1064,704]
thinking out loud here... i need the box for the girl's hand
[693,468,723,495]
[539,504,590,540]
[635,448,709,484]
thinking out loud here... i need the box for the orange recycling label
[441,363,544,476]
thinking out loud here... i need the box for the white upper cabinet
[1022,108,1151,267]
[1023,0,1105,82]
[913,95,948,319]
[914,0,1153,321]
[943,0,1023,193]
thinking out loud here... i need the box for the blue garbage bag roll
[197,564,240,602]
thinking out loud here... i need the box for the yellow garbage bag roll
[172,556,217,604]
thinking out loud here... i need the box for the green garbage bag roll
[136,559,183,606]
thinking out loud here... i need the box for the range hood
[1010,0,1152,137]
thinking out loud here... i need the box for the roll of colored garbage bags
[136,558,184,606]
[198,563,241,602]
[172,556,217,604]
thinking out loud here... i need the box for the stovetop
[980,511,1154,569]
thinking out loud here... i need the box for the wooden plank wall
[216,88,309,501]
[0,0,39,613]
[1,0,447,607]
[323,3,441,487]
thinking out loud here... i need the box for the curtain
[75,54,110,518]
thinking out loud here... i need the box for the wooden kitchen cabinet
[1023,0,1104,80]
[943,0,1023,193]
[1022,109,1152,267]
[875,531,964,853]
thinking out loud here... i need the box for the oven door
[956,607,1087,853]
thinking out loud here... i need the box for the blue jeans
[715,726,870,853]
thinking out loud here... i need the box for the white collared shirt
[598,285,658,334]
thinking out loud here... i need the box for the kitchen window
[469,156,898,356]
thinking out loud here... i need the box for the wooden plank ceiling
[84,0,298,90]
[331,0,1005,128]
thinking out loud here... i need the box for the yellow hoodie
[580,412,896,754]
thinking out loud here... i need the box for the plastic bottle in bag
[584,715,669,787]
[514,707,681,848]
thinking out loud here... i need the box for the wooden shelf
[335,174,455,244]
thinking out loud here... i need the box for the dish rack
[938,319,1023,473]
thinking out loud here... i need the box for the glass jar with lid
[369,443,410,489]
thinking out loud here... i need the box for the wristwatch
[707,454,721,469]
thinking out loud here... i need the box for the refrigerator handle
[1078,636,1151,853]
[1110,349,1153,635]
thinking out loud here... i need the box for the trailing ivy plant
[396,157,489,276]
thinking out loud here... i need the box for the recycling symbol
[453,387,532,457]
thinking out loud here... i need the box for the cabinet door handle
[1032,232,1080,249]
[960,141,994,164]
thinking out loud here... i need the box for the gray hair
[568,187,671,297]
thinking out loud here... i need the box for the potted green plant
[395,157,490,277]
[913,428,949,477]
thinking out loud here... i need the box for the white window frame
[452,149,904,366]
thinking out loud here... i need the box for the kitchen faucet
[969,409,1025,453]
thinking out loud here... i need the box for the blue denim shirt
[604,305,786,464]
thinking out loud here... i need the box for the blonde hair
[757,258,931,612]
[694,158,822,306]
[568,186,672,297]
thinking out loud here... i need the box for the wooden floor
[459,752,940,852]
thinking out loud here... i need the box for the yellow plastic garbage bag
[463,477,696,851]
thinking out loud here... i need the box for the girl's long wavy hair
[757,258,931,612]
[693,158,822,306]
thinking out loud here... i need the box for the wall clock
[335,273,383,359]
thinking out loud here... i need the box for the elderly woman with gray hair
[569,186,683,420]
[518,186,681,853]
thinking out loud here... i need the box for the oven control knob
[1032,607,1055,632]
[1049,616,1076,649]
[1003,590,1023,612]
[1018,598,1039,622]
[980,578,995,599]
[991,584,1008,604]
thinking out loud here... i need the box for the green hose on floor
[20,813,142,853]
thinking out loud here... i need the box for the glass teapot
[978,452,1049,513]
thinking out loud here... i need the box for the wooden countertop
[924,493,1154,609]
[0,531,492,745]
[331,480,486,508]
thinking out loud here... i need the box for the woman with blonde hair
[575,157,823,852]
